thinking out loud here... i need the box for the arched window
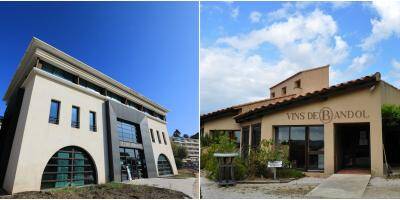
[157,154,173,176]
[41,146,97,189]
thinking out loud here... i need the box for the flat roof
[3,37,168,113]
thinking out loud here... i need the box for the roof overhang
[235,72,381,123]
[3,37,168,113]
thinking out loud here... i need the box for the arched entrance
[157,154,173,176]
[41,146,97,189]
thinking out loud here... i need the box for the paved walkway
[129,177,198,199]
[306,174,371,198]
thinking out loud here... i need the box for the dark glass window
[120,147,147,180]
[241,126,250,159]
[71,106,80,128]
[127,100,143,111]
[49,100,60,124]
[107,91,125,104]
[290,126,306,169]
[274,125,324,171]
[150,129,155,143]
[275,126,289,145]
[295,80,301,88]
[41,146,96,189]
[282,87,287,95]
[271,92,275,98]
[251,123,261,149]
[79,78,103,94]
[308,126,324,170]
[157,154,173,176]
[89,111,96,132]
[156,131,161,144]
[42,62,77,83]
[162,132,167,145]
[117,119,142,144]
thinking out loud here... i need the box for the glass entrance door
[275,125,324,171]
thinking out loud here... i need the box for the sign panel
[286,107,369,124]
[268,161,283,168]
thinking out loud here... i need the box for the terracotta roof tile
[235,72,381,122]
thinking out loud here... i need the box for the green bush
[277,168,305,179]
[175,158,183,169]
[382,104,400,127]
[200,134,246,180]
[247,139,289,178]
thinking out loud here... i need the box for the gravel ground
[129,177,198,198]
[363,177,400,198]
[201,176,324,199]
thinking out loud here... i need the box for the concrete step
[306,174,371,198]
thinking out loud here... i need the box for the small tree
[183,134,189,138]
[173,129,182,137]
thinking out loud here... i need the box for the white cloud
[249,11,262,23]
[361,1,400,50]
[201,9,351,113]
[231,7,239,19]
[386,59,400,87]
[392,59,400,70]
[331,2,352,10]
[348,54,373,73]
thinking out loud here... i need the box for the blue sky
[200,1,400,113]
[0,2,199,136]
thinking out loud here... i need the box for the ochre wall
[245,84,385,176]
[270,66,329,98]
[202,115,241,135]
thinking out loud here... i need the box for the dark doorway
[335,123,370,173]
[383,128,400,167]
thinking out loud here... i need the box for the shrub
[200,134,245,180]
[277,168,305,179]
[382,104,400,127]
[175,158,183,169]
[247,139,289,178]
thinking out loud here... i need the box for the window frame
[295,79,301,89]
[49,100,61,125]
[71,106,80,129]
[89,111,97,132]
[281,87,287,95]
[156,131,161,144]
[162,132,167,145]
[150,129,155,143]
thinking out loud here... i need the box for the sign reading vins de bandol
[286,107,369,124]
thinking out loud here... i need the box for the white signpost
[268,161,283,180]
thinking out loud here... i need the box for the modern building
[0,38,177,194]
[201,65,400,177]
[171,135,199,163]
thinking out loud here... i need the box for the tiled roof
[235,72,381,122]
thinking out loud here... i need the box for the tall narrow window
[282,87,287,95]
[295,80,301,88]
[162,132,167,145]
[251,123,261,149]
[89,111,96,132]
[271,92,275,98]
[150,129,155,143]
[157,131,161,144]
[49,100,60,124]
[71,106,80,128]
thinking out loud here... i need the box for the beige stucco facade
[0,38,178,194]
[4,71,109,193]
[201,66,400,177]
[270,65,329,98]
